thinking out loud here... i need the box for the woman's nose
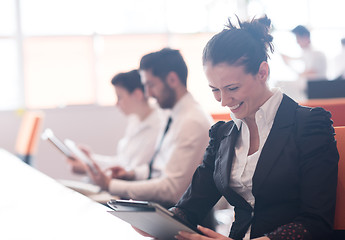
[220,92,229,107]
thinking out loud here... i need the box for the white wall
[0,105,127,181]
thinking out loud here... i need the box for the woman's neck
[246,118,259,156]
[244,89,274,155]
[135,102,153,121]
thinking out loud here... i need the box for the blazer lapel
[252,95,298,196]
[214,122,253,210]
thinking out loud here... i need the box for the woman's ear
[257,61,269,83]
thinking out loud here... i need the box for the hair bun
[244,15,274,54]
[226,15,274,55]
[203,15,275,74]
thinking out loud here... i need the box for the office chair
[333,126,345,239]
[15,111,44,165]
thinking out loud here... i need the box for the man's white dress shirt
[302,47,327,80]
[332,47,345,79]
[108,92,213,204]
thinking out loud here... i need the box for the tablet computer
[41,128,97,172]
[107,199,202,240]
[41,128,74,159]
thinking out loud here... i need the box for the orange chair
[301,98,345,127]
[211,98,345,125]
[15,111,44,165]
[333,126,345,239]
[211,113,231,122]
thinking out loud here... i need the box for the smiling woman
[205,63,272,121]
[169,15,339,240]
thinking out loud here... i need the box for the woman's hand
[175,226,270,240]
[175,225,233,240]
[66,156,87,174]
[65,145,92,174]
[85,160,111,191]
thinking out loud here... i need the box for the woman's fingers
[175,226,231,240]
[197,225,224,238]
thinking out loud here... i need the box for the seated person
[156,16,337,240]
[68,69,164,180]
[85,48,214,207]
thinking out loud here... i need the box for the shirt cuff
[133,164,149,180]
[108,178,133,198]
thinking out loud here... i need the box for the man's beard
[158,83,176,109]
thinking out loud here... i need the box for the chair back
[334,126,345,230]
[15,111,44,164]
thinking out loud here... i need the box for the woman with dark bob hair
[172,15,339,240]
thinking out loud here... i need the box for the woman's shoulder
[294,105,335,140]
[209,120,235,139]
[295,105,332,126]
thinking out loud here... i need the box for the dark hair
[202,15,274,75]
[139,48,188,86]
[341,38,345,46]
[111,69,144,93]
[292,25,310,38]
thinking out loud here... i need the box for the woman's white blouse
[230,88,283,239]
[92,107,165,175]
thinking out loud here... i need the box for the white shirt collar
[231,88,283,129]
[171,92,193,118]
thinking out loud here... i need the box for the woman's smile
[229,102,243,111]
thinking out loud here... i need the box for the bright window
[0,0,16,36]
[95,34,169,105]
[23,37,95,108]
[2,0,345,112]
[0,39,20,110]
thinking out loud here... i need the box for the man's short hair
[292,25,310,38]
[341,38,345,46]
[139,48,188,87]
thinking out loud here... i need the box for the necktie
[147,116,172,179]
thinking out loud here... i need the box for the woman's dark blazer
[174,94,339,240]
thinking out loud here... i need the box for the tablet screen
[41,128,74,159]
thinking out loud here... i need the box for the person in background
[86,48,213,207]
[331,38,345,80]
[68,69,164,180]
[282,25,327,81]
[166,16,338,240]
[278,25,328,101]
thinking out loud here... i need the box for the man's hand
[107,166,135,180]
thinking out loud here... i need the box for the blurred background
[1,0,345,180]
